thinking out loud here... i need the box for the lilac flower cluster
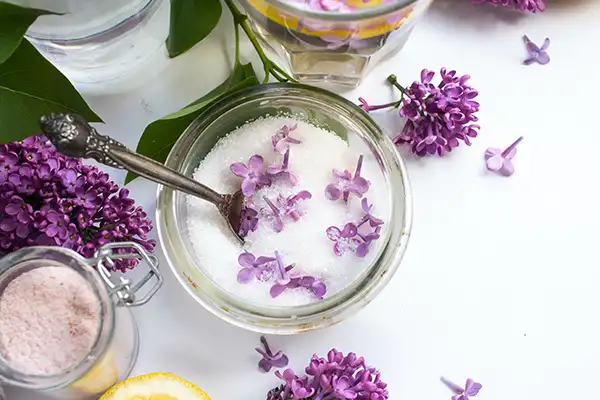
[326,198,383,258]
[230,124,304,238]
[270,349,389,400]
[391,69,480,157]
[473,0,545,13]
[236,250,327,299]
[325,155,370,202]
[0,136,155,271]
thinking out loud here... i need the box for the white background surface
[7,0,600,398]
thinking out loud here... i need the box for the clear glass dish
[156,83,412,334]
[238,0,433,88]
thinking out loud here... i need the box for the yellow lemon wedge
[99,372,211,400]
[71,351,119,395]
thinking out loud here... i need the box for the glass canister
[0,242,162,399]
[5,0,169,86]
[239,0,433,88]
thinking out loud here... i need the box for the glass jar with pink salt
[0,243,162,399]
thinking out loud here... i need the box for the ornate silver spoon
[39,113,245,243]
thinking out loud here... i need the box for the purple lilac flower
[389,69,480,157]
[267,150,299,186]
[262,191,312,232]
[485,136,523,177]
[272,124,301,154]
[255,336,289,373]
[325,155,370,202]
[269,251,327,299]
[522,35,550,65]
[237,252,277,283]
[326,223,360,256]
[239,204,259,237]
[0,135,155,271]
[473,0,545,13]
[356,226,381,258]
[270,349,388,400]
[358,198,384,228]
[441,377,482,400]
[231,155,271,196]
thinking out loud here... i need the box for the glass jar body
[6,0,169,86]
[239,0,433,88]
[0,247,139,399]
[157,83,412,334]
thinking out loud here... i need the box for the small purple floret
[441,377,482,400]
[230,155,271,196]
[272,124,301,154]
[269,251,327,299]
[267,150,299,186]
[522,35,550,65]
[325,155,370,202]
[237,252,277,284]
[262,190,312,232]
[255,336,289,373]
[485,136,523,177]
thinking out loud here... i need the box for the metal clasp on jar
[86,242,163,307]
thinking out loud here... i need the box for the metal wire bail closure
[87,242,163,307]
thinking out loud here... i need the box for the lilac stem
[501,136,524,157]
[365,102,398,111]
[274,250,288,282]
[260,336,272,355]
[282,149,290,169]
[264,196,280,215]
[354,155,364,179]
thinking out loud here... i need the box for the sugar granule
[0,267,100,375]
[186,116,390,307]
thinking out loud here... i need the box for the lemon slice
[99,372,211,400]
[71,351,119,395]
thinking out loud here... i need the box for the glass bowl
[156,83,412,334]
[238,0,434,88]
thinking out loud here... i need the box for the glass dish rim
[261,0,419,21]
[156,83,413,333]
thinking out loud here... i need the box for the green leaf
[0,40,101,144]
[166,0,222,58]
[125,62,258,184]
[0,2,58,64]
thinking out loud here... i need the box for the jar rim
[157,83,413,333]
[0,246,115,391]
[261,0,419,20]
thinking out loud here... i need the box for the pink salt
[0,266,100,375]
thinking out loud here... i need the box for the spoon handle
[39,113,224,206]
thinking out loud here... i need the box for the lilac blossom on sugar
[272,124,301,154]
[0,136,155,271]
[261,191,312,232]
[230,155,271,196]
[388,69,480,157]
[256,336,289,373]
[269,251,326,299]
[472,0,545,13]
[325,155,370,202]
[269,349,388,399]
[267,150,299,186]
